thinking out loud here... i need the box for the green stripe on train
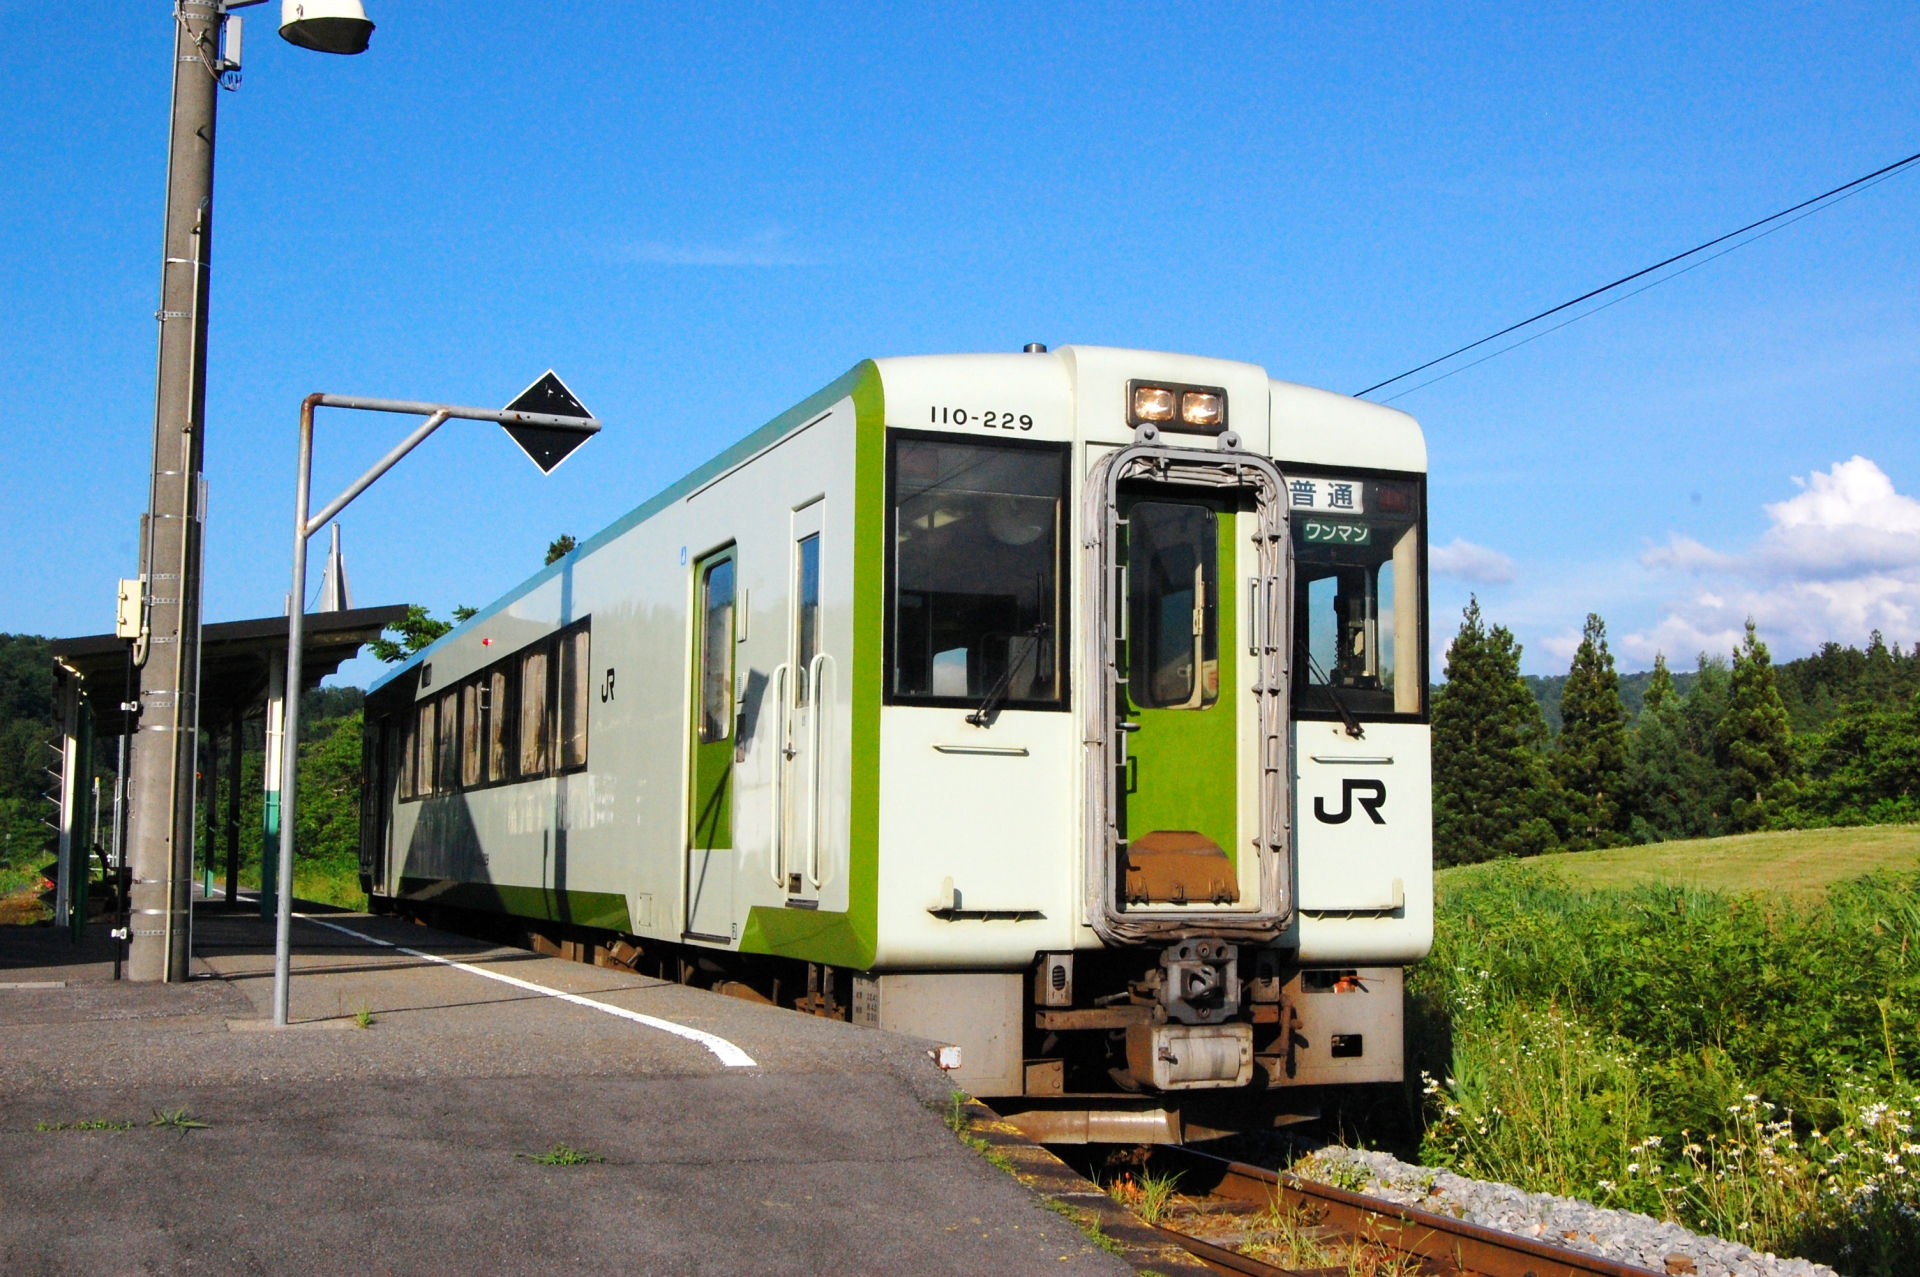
[396,878,633,933]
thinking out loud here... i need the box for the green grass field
[1437,823,1920,896]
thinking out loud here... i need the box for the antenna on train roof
[1023,342,1048,353]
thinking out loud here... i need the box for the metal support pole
[127,0,223,982]
[201,726,216,901]
[270,393,598,1025]
[271,403,316,1026]
[54,673,79,930]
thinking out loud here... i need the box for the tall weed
[1420,1000,1660,1213]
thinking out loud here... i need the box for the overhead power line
[1355,149,1920,400]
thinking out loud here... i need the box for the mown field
[1439,823,1920,897]
[1402,825,1920,1277]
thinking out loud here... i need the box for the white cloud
[1626,457,1920,661]
[1536,628,1585,664]
[1429,537,1515,583]
[614,227,811,268]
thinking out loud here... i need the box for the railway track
[964,1103,1670,1277]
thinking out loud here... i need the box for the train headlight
[1132,385,1176,422]
[1127,380,1229,434]
[1180,392,1223,428]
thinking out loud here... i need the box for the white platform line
[296,913,757,1068]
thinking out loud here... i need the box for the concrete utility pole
[127,1,224,982]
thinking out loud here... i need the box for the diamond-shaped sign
[502,371,595,473]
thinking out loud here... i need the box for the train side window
[437,691,460,792]
[886,434,1069,709]
[520,649,550,776]
[795,535,820,705]
[461,681,483,788]
[398,714,416,800]
[486,666,511,783]
[699,559,735,743]
[415,699,435,797]
[558,627,590,770]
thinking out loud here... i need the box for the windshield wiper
[1305,651,1365,740]
[968,623,1050,728]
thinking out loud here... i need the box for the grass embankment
[1412,826,1920,1275]
[211,866,366,912]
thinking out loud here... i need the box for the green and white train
[361,345,1431,1138]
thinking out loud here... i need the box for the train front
[862,346,1431,1138]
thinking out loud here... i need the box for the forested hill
[1523,634,1920,736]
[1525,667,1697,736]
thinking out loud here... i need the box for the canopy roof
[50,605,406,737]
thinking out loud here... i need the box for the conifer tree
[1718,619,1795,830]
[1627,653,1725,840]
[1432,598,1559,865]
[1555,613,1630,848]
[1643,653,1675,713]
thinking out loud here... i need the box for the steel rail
[1146,1146,1669,1277]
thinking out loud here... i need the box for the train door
[686,548,737,941]
[778,501,827,905]
[1118,493,1242,904]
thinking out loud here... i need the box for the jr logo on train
[358,347,1431,1143]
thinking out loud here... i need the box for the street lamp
[271,382,600,1026]
[127,0,378,984]
[278,0,375,55]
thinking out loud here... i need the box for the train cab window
[1290,475,1425,719]
[461,681,484,788]
[415,700,436,797]
[699,559,736,743]
[887,435,1068,709]
[1126,501,1219,710]
[557,627,590,770]
[436,691,460,792]
[520,649,550,775]
[795,535,820,705]
[486,667,511,783]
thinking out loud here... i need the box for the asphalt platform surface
[1,901,1132,1276]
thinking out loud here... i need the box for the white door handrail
[804,651,834,889]
[768,662,790,887]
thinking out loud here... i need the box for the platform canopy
[50,605,407,737]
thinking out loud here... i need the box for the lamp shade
[279,0,374,55]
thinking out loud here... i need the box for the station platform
[0,903,1135,1275]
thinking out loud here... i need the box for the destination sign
[1286,477,1366,514]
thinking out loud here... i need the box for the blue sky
[2,2,1916,683]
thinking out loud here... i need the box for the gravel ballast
[1298,1148,1840,1277]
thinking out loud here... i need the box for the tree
[1717,619,1796,831]
[1432,599,1560,865]
[294,712,364,872]
[1791,691,1920,826]
[1627,653,1726,841]
[545,534,578,566]
[1555,613,1630,848]
[368,604,470,663]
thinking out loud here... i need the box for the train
[359,344,1432,1142]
